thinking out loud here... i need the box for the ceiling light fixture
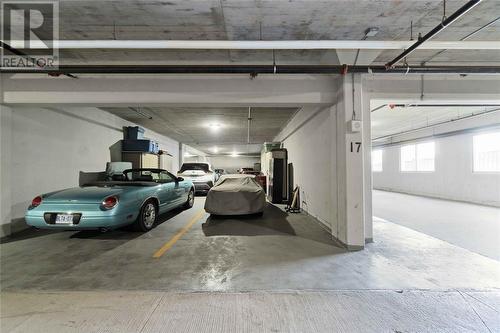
[208,123,222,132]
[212,146,219,153]
[230,151,239,157]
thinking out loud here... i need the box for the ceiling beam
[4,40,500,50]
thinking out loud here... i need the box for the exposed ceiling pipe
[4,39,499,50]
[370,104,387,113]
[371,103,500,112]
[0,41,78,79]
[3,64,500,74]
[421,16,500,65]
[385,0,483,68]
[373,123,500,148]
[372,107,500,141]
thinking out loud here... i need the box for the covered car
[241,170,267,191]
[204,175,266,215]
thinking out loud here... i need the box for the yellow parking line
[152,209,205,258]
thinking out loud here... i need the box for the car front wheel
[184,189,195,209]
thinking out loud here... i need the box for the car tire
[184,188,195,209]
[134,200,158,232]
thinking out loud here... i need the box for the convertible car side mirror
[177,177,184,182]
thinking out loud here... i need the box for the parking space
[1,1,500,331]
[2,198,499,294]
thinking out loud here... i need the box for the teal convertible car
[25,168,195,232]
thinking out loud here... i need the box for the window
[179,163,209,173]
[372,150,383,172]
[400,145,416,171]
[473,131,500,172]
[400,142,435,172]
[416,142,435,172]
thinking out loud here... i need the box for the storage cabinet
[266,149,288,204]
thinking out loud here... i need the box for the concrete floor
[1,197,500,332]
[373,189,500,261]
[2,290,499,333]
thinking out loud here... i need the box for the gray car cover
[204,175,266,215]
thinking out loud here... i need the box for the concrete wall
[274,75,368,250]
[1,74,338,106]
[0,105,13,237]
[0,106,180,236]
[274,106,336,230]
[208,156,260,174]
[373,129,500,207]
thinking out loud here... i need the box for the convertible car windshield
[83,169,176,187]
[124,169,161,181]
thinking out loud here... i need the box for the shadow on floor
[202,203,296,237]
[0,228,63,244]
[2,207,186,243]
[201,203,337,248]
[70,207,185,240]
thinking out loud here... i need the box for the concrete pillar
[178,143,185,170]
[0,105,12,237]
[334,74,366,250]
[362,77,373,243]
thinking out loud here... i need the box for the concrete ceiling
[103,106,299,155]
[15,0,500,66]
[371,104,500,139]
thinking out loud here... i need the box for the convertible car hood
[43,186,124,203]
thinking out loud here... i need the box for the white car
[177,162,217,193]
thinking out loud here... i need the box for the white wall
[274,75,368,250]
[373,129,500,207]
[274,106,336,230]
[0,106,180,236]
[1,74,338,106]
[0,105,13,237]
[209,156,260,174]
[179,144,209,170]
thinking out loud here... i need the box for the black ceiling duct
[385,0,483,68]
[2,64,500,75]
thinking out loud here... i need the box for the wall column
[362,76,373,243]
[178,143,185,170]
[335,74,366,250]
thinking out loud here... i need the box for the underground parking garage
[1,1,500,332]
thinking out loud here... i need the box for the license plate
[55,214,74,224]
